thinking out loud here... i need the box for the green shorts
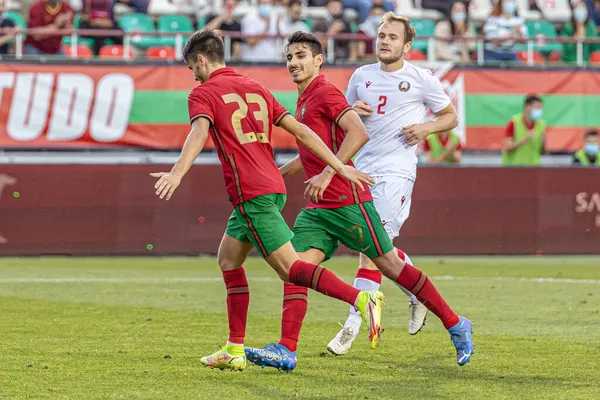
[291,201,394,261]
[225,194,293,258]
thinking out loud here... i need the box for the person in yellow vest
[573,129,600,166]
[423,130,462,164]
[502,94,546,166]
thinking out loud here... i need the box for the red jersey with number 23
[188,68,290,206]
[296,75,372,209]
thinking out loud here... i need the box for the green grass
[1,256,600,399]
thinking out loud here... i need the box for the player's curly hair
[284,31,323,57]
[378,12,416,44]
[183,29,225,64]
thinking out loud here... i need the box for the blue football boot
[244,342,297,372]
[448,316,474,366]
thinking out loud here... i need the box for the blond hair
[378,12,416,43]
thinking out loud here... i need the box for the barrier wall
[0,63,599,151]
[1,165,599,256]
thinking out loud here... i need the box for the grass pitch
[1,256,599,399]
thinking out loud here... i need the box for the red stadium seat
[146,46,176,60]
[516,50,544,64]
[590,51,600,65]
[404,49,426,61]
[63,45,93,59]
[548,50,562,62]
[99,45,135,59]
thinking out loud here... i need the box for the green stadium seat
[118,13,161,49]
[411,19,435,54]
[515,21,562,55]
[157,15,194,46]
[302,18,313,31]
[197,16,207,29]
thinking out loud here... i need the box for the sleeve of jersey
[321,86,353,124]
[345,70,359,106]
[423,71,452,114]
[270,96,291,126]
[188,88,215,125]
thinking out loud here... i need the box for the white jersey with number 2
[346,61,451,180]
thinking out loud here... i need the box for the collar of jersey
[209,67,236,80]
[298,75,324,101]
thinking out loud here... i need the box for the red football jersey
[188,68,289,206]
[295,75,372,209]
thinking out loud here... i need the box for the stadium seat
[118,13,161,49]
[405,49,427,60]
[516,0,542,20]
[411,19,436,54]
[157,15,194,47]
[516,50,545,64]
[146,46,176,60]
[548,50,562,62]
[62,14,96,49]
[537,0,571,22]
[99,45,135,59]
[591,51,600,65]
[469,0,493,23]
[63,44,94,59]
[520,20,563,55]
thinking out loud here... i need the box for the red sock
[395,263,460,329]
[222,267,249,344]
[396,248,407,261]
[278,282,308,352]
[355,267,383,284]
[289,260,360,306]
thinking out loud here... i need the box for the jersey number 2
[377,96,387,115]
[222,93,269,145]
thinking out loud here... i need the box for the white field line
[0,276,599,285]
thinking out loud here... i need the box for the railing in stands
[2,28,600,66]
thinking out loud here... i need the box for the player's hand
[304,170,334,203]
[353,101,373,117]
[400,123,432,146]
[150,172,182,201]
[337,165,374,191]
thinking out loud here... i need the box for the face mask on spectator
[585,143,599,156]
[451,12,466,22]
[502,1,517,15]
[574,7,588,22]
[258,5,272,17]
[530,108,543,121]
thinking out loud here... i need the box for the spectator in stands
[423,130,463,164]
[79,0,121,55]
[313,0,357,61]
[483,0,527,62]
[587,0,600,27]
[561,0,600,63]
[343,0,395,24]
[241,0,279,61]
[356,0,385,60]
[25,0,74,55]
[205,0,243,59]
[114,0,148,15]
[434,1,475,62]
[422,0,466,15]
[502,94,546,166]
[278,0,310,36]
[573,129,600,165]
[0,0,19,55]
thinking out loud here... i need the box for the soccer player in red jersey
[150,30,384,371]
[244,32,474,371]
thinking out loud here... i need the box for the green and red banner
[0,63,598,151]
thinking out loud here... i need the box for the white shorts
[370,176,415,240]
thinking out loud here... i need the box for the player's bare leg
[200,233,253,371]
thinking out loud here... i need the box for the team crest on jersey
[398,81,411,92]
[300,104,306,120]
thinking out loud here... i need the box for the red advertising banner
[1,63,599,151]
[1,166,599,256]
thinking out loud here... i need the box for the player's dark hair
[182,29,225,64]
[585,129,598,139]
[288,0,303,8]
[285,31,323,57]
[524,94,542,107]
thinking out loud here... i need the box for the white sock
[344,277,381,334]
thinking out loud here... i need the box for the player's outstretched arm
[279,155,304,177]
[150,117,210,200]
[278,114,374,189]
